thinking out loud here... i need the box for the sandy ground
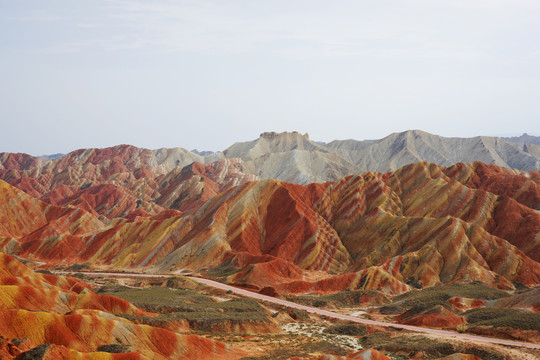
[283,323,363,351]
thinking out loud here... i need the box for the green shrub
[100,285,270,326]
[19,345,51,360]
[323,324,367,336]
[97,344,131,353]
[286,289,388,307]
[389,283,510,314]
[463,308,540,331]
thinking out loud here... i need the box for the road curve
[63,271,540,350]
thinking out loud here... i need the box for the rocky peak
[259,131,309,140]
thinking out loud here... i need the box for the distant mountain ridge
[4,130,540,185]
[503,133,540,145]
[37,153,65,161]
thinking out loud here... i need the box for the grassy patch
[238,339,348,360]
[323,324,367,336]
[97,285,212,308]
[99,285,271,330]
[19,344,51,360]
[463,308,540,331]
[359,333,504,360]
[359,333,454,357]
[286,289,388,308]
[381,282,510,315]
[65,263,90,271]
[96,344,131,353]
[205,258,241,278]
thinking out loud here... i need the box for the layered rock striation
[0,252,245,359]
[0,160,538,296]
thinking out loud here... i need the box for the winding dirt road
[66,271,540,350]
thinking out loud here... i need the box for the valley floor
[61,270,540,360]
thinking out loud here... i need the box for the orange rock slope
[0,252,245,360]
[0,146,257,219]
[395,305,466,328]
[0,160,539,296]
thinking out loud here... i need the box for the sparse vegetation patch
[463,308,540,331]
[382,282,510,315]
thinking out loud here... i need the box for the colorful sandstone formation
[0,252,244,359]
[0,146,257,218]
[395,305,466,328]
[1,143,540,358]
[0,157,539,296]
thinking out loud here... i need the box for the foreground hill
[0,252,245,359]
[1,161,539,297]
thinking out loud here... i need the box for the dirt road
[65,271,540,350]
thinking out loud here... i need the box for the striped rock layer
[0,161,539,296]
[0,145,258,219]
[0,252,244,360]
[2,130,540,209]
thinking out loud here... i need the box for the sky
[1,0,539,156]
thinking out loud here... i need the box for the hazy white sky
[1,0,539,155]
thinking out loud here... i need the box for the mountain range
[1,131,539,295]
[503,133,540,145]
[4,130,540,187]
[1,130,540,359]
